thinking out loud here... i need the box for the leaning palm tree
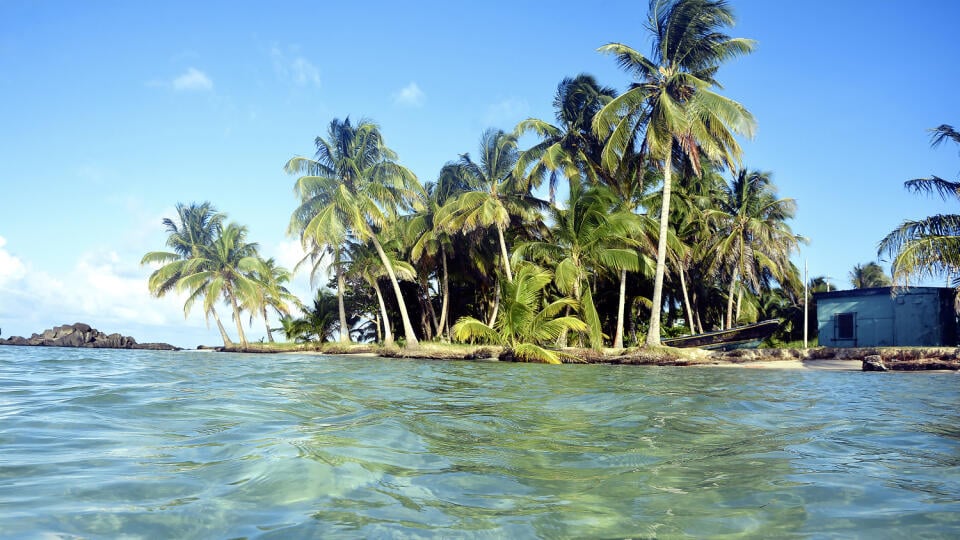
[879,124,960,285]
[452,262,588,364]
[345,238,416,346]
[286,117,424,346]
[594,0,756,345]
[849,262,892,289]
[176,223,267,349]
[141,202,235,346]
[705,169,802,329]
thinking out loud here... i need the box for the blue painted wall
[815,287,958,347]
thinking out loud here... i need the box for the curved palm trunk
[211,308,234,347]
[335,247,350,343]
[613,267,628,349]
[418,273,439,340]
[369,233,419,346]
[646,146,673,346]
[372,278,394,346]
[437,246,450,341]
[228,291,248,348]
[495,224,514,283]
[261,306,275,343]
[487,280,501,327]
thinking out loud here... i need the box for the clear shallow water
[1,347,958,539]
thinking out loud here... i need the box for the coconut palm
[141,202,235,346]
[278,290,340,342]
[516,183,643,349]
[452,263,588,364]
[515,74,617,200]
[705,169,802,329]
[436,129,541,284]
[176,223,267,349]
[286,117,424,346]
[345,238,416,346]
[849,262,891,289]
[879,124,960,285]
[594,0,756,345]
[245,257,300,343]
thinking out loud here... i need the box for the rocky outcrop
[0,323,180,351]
[862,354,889,371]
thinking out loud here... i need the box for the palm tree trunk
[369,232,419,346]
[437,245,450,341]
[262,306,275,343]
[336,248,350,343]
[495,224,514,283]
[372,278,393,346]
[736,287,743,325]
[488,281,501,326]
[228,291,248,348]
[211,308,234,347]
[419,273,439,340]
[678,264,695,333]
[726,267,740,330]
[613,267,628,349]
[646,145,673,346]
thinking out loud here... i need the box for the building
[815,287,958,347]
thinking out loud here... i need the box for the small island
[0,323,180,351]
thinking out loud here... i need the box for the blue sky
[1,0,957,347]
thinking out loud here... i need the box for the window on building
[836,312,856,340]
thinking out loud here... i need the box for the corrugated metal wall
[816,288,957,347]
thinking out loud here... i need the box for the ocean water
[1,347,958,539]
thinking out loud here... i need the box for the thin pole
[803,259,809,349]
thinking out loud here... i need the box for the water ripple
[0,347,958,538]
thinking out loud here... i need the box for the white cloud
[0,236,26,287]
[172,67,213,91]
[392,82,425,107]
[484,97,529,128]
[271,46,321,87]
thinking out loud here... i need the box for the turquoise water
[1,347,958,539]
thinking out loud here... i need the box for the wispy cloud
[271,45,321,87]
[172,67,213,91]
[0,235,26,288]
[484,97,529,128]
[392,82,425,107]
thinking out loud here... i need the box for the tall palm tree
[286,117,424,346]
[436,129,540,284]
[849,262,891,289]
[594,0,756,345]
[879,124,960,285]
[705,169,802,329]
[141,202,235,346]
[516,183,642,349]
[176,222,267,349]
[452,263,588,364]
[345,238,416,346]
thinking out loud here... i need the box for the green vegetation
[143,0,824,358]
[879,124,960,285]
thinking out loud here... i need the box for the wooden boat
[661,319,780,350]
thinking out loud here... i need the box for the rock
[863,355,888,371]
[0,323,179,351]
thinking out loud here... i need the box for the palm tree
[849,262,891,289]
[515,74,617,200]
[879,124,960,285]
[516,183,642,349]
[245,257,300,343]
[176,222,267,349]
[286,117,424,346]
[436,129,540,284]
[706,169,802,329]
[345,238,416,346]
[594,0,756,345]
[141,202,235,346]
[278,290,340,342]
[452,263,588,364]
